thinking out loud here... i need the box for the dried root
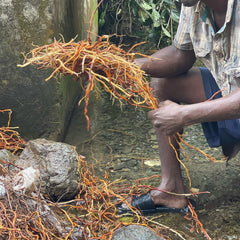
[0,109,25,154]
[18,37,158,130]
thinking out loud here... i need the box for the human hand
[148,100,184,135]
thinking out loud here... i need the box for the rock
[144,159,161,167]
[0,162,77,238]
[15,138,79,201]
[150,134,157,141]
[0,149,19,173]
[112,225,166,240]
[0,149,19,163]
[114,160,137,171]
[63,225,83,240]
[13,167,40,195]
[0,177,6,198]
[26,193,64,236]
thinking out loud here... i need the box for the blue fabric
[200,67,240,147]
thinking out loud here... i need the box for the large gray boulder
[15,138,80,201]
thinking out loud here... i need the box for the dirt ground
[65,100,240,240]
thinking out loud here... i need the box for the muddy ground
[65,98,240,240]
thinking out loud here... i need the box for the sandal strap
[131,193,155,210]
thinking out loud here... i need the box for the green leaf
[161,25,171,37]
[139,1,152,10]
[99,12,106,28]
[139,10,148,23]
[164,0,173,5]
[151,9,161,27]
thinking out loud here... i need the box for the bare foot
[120,182,187,210]
[150,187,187,209]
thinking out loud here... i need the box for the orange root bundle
[0,109,25,153]
[18,37,158,129]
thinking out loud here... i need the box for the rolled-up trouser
[200,67,240,148]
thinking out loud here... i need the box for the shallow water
[65,98,240,240]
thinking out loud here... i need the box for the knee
[150,77,168,102]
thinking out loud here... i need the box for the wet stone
[150,134,157,141]
[122,145,134,154]
[63,225,83,240]
[120,157,129,162]
[148,128,155,135]
[113,160,137,171]
[0,149,18,163]
[112,225,166,240]
[144,159,161,167]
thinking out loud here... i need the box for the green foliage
[98,0,181,51]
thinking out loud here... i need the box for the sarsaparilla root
[18,36,158,130]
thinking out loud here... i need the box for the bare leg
[150,132,187,208]
[149,67,207,208]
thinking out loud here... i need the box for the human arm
[183,88,240,124]
[148,88,240,135]
[135,45,196,78]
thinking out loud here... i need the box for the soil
[64,98,240,240]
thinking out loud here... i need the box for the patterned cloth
[174,0,240,96]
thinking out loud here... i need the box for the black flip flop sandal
[117,192,196,215]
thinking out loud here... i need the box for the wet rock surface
[65,100,240,239]
[15,138,79,201]
[112,225,166,240]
